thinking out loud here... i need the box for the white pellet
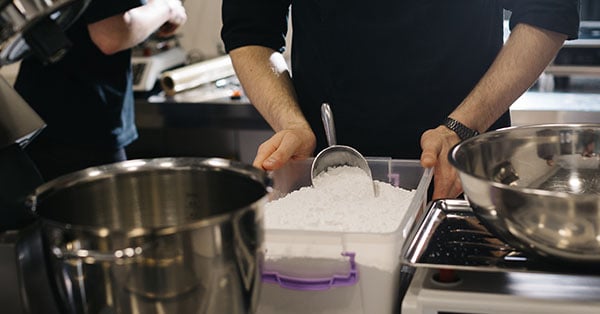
[265,166,416,233]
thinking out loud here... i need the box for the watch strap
[443,117,479,141]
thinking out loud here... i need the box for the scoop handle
[321,103,337,146]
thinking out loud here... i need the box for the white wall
[178,0,225,61]
[180,0,293,62]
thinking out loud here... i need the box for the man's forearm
[229,45,311,132]
[88,0,183,55]
[449,23,567,132]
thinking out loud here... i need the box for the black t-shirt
[222,0,580,159]
[14,0,145,149]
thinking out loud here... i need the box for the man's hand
[253,127,316,171]
[420,125,463,200]
[157,0,187,37]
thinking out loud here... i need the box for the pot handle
[51,245,145,263]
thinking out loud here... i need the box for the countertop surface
[134,77,269,130]
[136,76,600,129]
[510,77,600,126]
[511,91,600,112]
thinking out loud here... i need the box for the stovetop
[402,199,600,276]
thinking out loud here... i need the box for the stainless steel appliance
[0,1,86,313]
[0,0,89,66]
[541,2,600,91]
[401,199,600,314]
[30,157,269,314]
[543,21,600,87]
[0,0,91,220]
[581,0,600,23]
[400,124,600,313]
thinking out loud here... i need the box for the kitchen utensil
[311,103,375,195]
[0,0,90,150]
[28,157,270,314]
[0,1,100,313]
[449,123,600,262]
[0,0,90,65]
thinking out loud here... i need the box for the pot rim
[28,157,271,235]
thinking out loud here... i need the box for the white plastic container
[257,158,433,314]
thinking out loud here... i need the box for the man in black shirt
[15,0,187,181]
[221,0,579,199]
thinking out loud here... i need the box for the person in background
[14,0,187,181]
[221,0,580,199]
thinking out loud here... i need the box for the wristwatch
[443,117,479,141]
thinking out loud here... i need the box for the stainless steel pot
[28,157,270,314]
[449,124,600,263]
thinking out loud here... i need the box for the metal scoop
[310,103,375,195]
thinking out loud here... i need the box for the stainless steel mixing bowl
[449,124,600,262]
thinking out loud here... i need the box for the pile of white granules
[265,166,417,233]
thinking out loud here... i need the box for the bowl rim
[449,123,600,200]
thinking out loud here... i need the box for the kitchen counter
[133,75,600,161]
[510,90,600,126]
[131,79,273,163]
[135,77,270,130]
